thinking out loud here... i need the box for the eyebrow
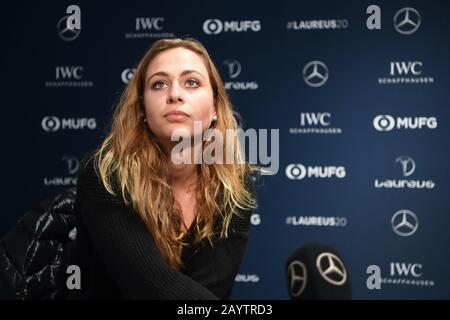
[146,70,206,86]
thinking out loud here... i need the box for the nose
[167,82,184,104]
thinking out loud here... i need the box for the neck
[169,162,199,189]
[160,137,202,189]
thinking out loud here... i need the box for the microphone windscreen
[285,243,352,300]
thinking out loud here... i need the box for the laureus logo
[374,156,435,189]
[222,59,258,90]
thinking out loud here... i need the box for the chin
[165,126,194,139]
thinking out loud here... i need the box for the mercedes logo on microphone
[316,252,347,286]
[287,260,307,298]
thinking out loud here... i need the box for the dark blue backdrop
[2,0,450,299]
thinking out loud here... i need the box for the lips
[165,110,188,117]
[164,110,189,122]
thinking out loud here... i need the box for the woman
[69,38,257,299]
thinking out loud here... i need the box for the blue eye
[152,81,168,89]
[186,78,200,88]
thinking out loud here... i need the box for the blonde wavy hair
[90,38,256,270]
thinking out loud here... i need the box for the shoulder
[76,151,123,205]
[77,151,101,194]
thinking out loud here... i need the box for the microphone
[285,243,352,300]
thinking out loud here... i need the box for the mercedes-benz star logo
[392,209,419,237]
[303,61,328,87]
[316,252,347,286]
[287,261,307,298]
[57,15,81,41]
[394,7,421,35]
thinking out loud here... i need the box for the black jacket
[0,188,78,299]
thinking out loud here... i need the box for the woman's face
[143,47,216,144]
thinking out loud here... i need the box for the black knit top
[67,154,255,300]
